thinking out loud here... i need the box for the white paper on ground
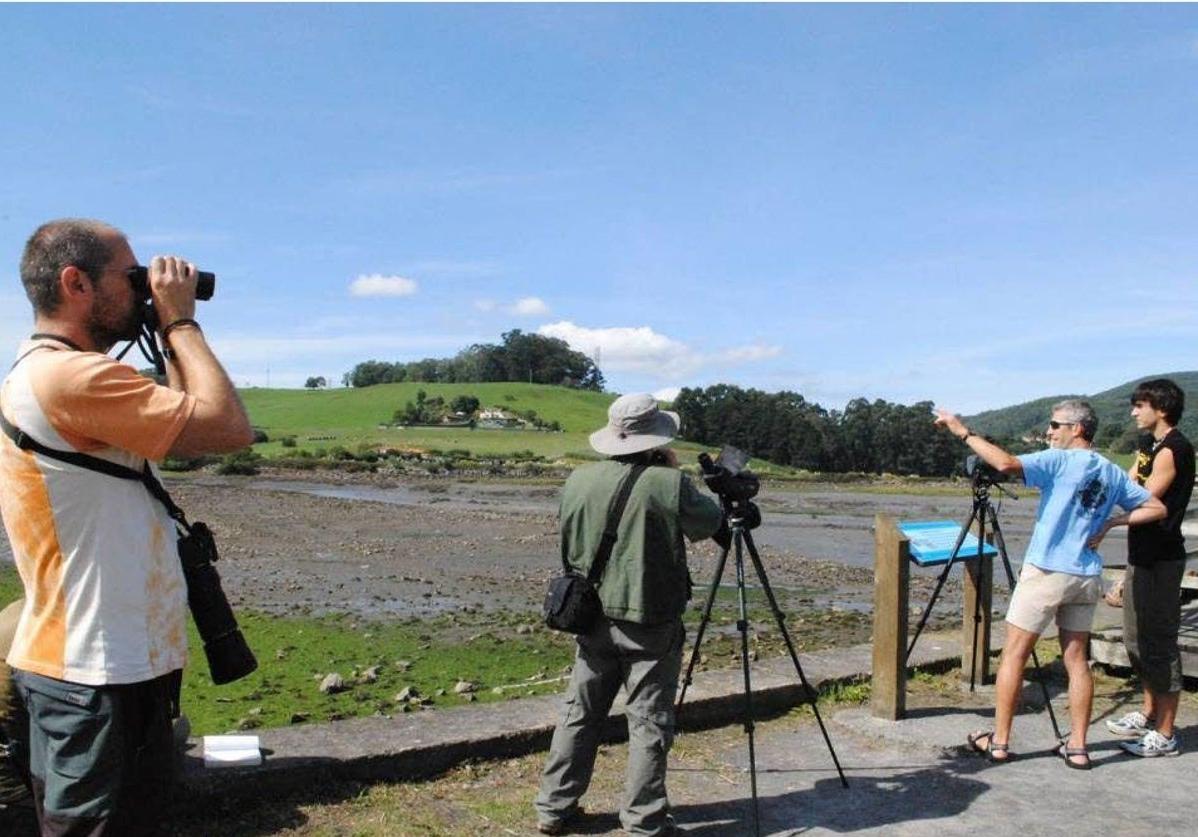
[203,734,263,768]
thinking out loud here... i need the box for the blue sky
[2,5,1196,414]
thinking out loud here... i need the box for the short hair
[19,219,122,315]
[1052,399,1098,442]
[1131,378,1185,426]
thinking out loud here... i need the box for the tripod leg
[742,529,849,789]
[968,514,986,692]
[986,505,1063,741]
[677,543,732,709]
[906,504,982,662]
[732,529,761,837]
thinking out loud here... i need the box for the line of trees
[673,385,967,477]
[342,330,604,391]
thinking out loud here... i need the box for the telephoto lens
[176,522,257,684]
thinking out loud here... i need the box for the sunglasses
[1048,420,1077,430]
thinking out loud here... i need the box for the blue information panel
[899,520,998,567]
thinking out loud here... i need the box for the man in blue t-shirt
[936,401,1165,769]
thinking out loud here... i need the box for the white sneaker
[1121,729,1180,758]
[1106,711,1152,738]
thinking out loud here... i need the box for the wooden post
[872,514,909,720]
[961,527,994,686]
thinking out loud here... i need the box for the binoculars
[126,265,216,301]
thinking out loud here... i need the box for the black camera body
[965,453,1009,485]
[126,265,216,301]
[698,447,760,503]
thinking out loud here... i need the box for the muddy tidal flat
[1,470,1130,627]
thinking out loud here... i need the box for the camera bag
[542,463,647,634]
[0,348,258,686]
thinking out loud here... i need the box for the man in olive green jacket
[535,394,722,837]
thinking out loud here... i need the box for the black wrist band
[961,430,974,442]
[162,318,201,340]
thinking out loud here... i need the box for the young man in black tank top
[1092,379,1195,757]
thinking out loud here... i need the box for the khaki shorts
[1005,563,1102,635]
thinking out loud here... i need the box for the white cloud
[537,321,782,381]
[653,386,682,403]
[472,296,552,316]
[349,274,419,297]
[511,297,550,316]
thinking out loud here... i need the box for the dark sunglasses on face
[1048,420,1076,430]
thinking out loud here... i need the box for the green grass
[0,565,20,607]
[236,383,820,478]
[0,563,578,734]
[242,383,612,435]
[239,383,609,464]
[182,608,578,734]
[1,563,871,735]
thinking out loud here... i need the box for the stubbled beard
[86,302,141,350]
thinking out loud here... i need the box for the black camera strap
[0,409,191,530]
[572,463,648,587]
[2,341,191,529]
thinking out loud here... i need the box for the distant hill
[965,371,1198,445]
[240,382,614,436]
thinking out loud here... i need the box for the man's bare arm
[164,325,252,456]
[933,409,1022,476]
[1089,451,1175,547]
[147,255,253,456]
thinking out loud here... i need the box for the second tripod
[678,452,847,837]
[905,469,1062,741]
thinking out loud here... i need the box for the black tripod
[905,475,1062,741]
[678,499,848,837]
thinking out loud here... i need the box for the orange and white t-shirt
[0,339,196,685]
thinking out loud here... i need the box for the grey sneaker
[1106,710,1152,738]
[1121,729,1180,758]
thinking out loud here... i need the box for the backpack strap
[573,463,648,587]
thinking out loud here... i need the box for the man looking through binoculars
[935,401,1164,768]
[0,219,252,835]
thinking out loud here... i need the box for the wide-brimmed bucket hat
[589,393,680,456]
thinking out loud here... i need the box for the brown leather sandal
[967,730,1013,763]
[1057,740,1092,770]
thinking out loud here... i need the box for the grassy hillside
[966,371,1198,443]
[239,383,616,462]
[235,383,807,477]
[242,382,614,434]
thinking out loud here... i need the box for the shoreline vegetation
[0,562,889,736]
[203,381,1133,486]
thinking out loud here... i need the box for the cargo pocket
[21,677,119,818]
